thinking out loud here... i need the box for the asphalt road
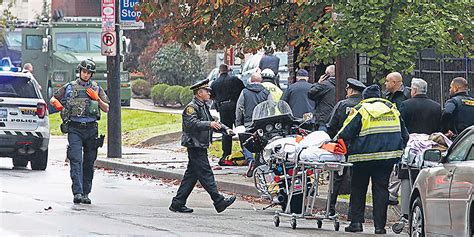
[0,137,401,236]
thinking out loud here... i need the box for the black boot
[215,196,236,213]
[345,223,363,232]
[375,227,387,234]
[169,204,194,213]
[81,194,91,204]
[73,194,83,204]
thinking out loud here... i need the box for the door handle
[447,170,455,178]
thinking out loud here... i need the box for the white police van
[0,71,50,170]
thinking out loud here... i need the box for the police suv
[0,71,50,170]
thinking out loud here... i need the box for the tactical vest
[262,82,283,101]
[60,80,101,122]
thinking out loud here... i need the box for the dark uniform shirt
[210,73,244,110]
[326,93,363,138]
[384,86,411,110]
[441,91,474,134]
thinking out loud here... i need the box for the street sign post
[101,31,116,56]
[119,0,144,30]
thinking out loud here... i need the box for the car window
[0,75,38,98]
[26,35,42,50]
[467,144,474,161]
[448,133,474,162]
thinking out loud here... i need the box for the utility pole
[105,0,122,158]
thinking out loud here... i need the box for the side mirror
[423,149,443,163]
[122,36,131,54]
[42,35,51,53]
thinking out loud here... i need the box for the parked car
[207,66,242,86]
[0,71,50,170]
[409,126,474,236]
[240,51,289,91]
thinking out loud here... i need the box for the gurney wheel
[273,215,280,227]
[291,218,297,229]
[317,220,322,229]
[391,221,405,234]
[334,221,340,231]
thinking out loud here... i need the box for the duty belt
[69,121,98,129]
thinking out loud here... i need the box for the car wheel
[30,149,48,170]
[12,156,29,168]
[409,197,425,237]
[122,99,130,107]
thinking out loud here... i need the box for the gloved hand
[86,88,100,101]
[50,97,63,111]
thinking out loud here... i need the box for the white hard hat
[261,68,275,79]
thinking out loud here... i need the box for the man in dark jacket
[281,69,315,118]
[400,78,441,134]
[326,78,366,217]
[236,72,272,177]
[441,77,474,137]
[210,64,245,160]
[384,72,411,109]
[170,79,236,213]
[259,47,280,78]
[308,65,336,131]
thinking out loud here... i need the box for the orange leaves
[241,6,251,16]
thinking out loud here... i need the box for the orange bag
[321,139,347,155]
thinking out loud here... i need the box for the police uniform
[53,60,109,204]
[441,91,474,135]
[327,78,365,216]
[338,86,409,233]
[170,79,236,213]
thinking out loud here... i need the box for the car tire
[12,156,29,168]
[409,196,425,237]
[30,149,48,171]
[122,99,130,107]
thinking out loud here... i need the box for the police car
[0,71,50,170]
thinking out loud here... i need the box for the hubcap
[411,205,423,237]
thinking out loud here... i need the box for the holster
[96,135,105,148]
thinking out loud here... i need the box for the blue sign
[119,0,144,29]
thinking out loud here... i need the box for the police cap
[190,78,211,91]
[346,78,366,92]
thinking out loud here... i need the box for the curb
[94,158,402,221]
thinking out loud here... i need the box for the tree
[138,1,473,82]
[138,37,164,82]
[0,1,17,29]
[151,43,204,86]
[35,0,50,23]
[125,22,161,72]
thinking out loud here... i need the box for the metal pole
[107,0,122,158]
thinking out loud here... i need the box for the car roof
[0,71,33,80]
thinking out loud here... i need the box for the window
[26,35,43,50]
[55,32,87,52]
[89,32,101,52]
[448,133,474,162]
[0,76,38,98]
[466,144,474,161]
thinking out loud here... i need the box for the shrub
[131,79,151,98]
[179,87,194,106]
[164,85,184,106]
[151,84,170,105]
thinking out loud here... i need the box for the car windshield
[56,32,100,52]
[0,75,38,98]
[252,100,293,120]
[275,52,288,67]
[5,30,21,48]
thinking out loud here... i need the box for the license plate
[0,109,6,118]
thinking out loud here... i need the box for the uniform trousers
[349,160,394,228]
[67,124,98,195]
[218,103,236,158]
[172,147,224,207]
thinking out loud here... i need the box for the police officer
[50,59,109,204]
[337,84,408,234]
[327,78,366,216]
[261,68,283,101]
[441,77,474,137]
[170,79,236,213]
[210,64,244,161]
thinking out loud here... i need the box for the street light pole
[107,0,122,158]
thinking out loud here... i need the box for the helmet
[77,59,96,73]
[261,68,275,79]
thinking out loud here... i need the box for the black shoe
[215,196,236,213]
[73,194,83,204]
[345,223,363,232]
[328,209,336,217]
[389,199,399,205]
[246,161,255,178]
[375,228,387,234]
[81,194,91,204]
[169,205,194,213]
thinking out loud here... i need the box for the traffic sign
[119,0,144,30]
[102,0,115,32]
[101,31,117,56]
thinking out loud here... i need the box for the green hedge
[131,79,151,98]
[179,87,193,106]
[164,85,184,105]
[151,84,170,105]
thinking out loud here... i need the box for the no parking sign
[101,31,116,56]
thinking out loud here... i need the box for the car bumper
[0,133,49,157]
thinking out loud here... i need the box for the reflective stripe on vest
[349,150,403,163]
